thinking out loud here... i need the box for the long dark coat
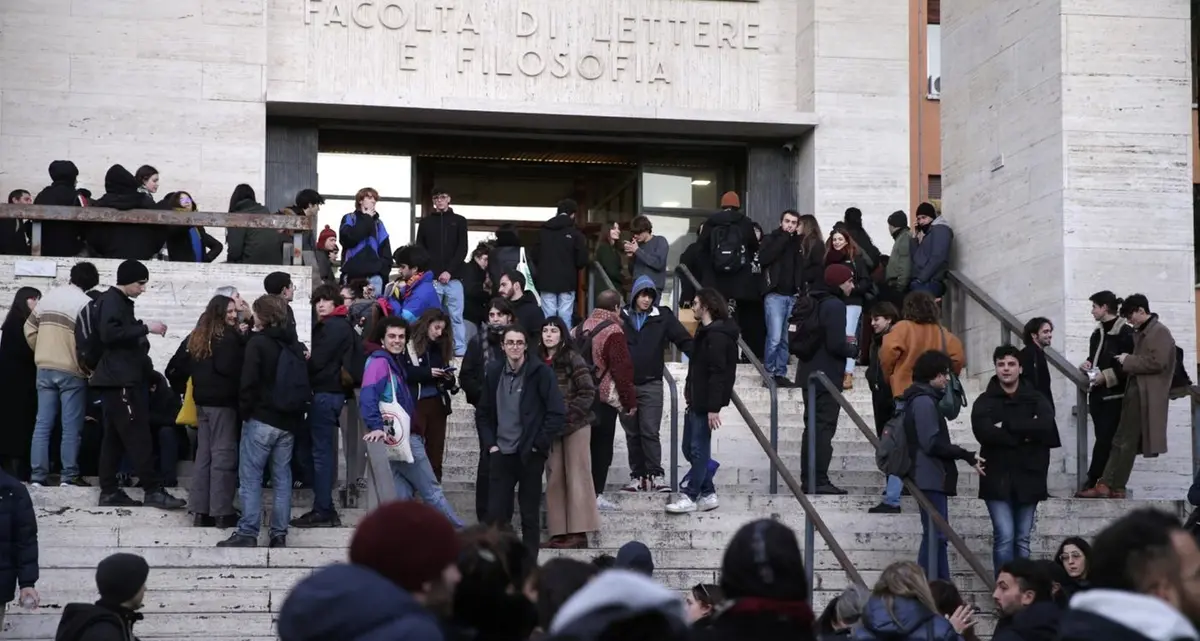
[0,313,36,473]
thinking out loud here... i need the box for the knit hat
[720,191,741,209]
[116,259,149,286]
[887,211,909,229]
[556,199,578,215]
[317,225,337,249]
[349,501,461,593]
[615,541,654,576]
[916,201,938,219]
[824,264,853,288]
[96,553,149,604]
[719,519,808,601]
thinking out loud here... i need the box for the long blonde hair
[874,561,939,622]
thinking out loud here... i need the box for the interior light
[691,180,712,186]
[660,201,681,207]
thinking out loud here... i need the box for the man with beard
[1058,509,1200,641]
[992,559,1060,641]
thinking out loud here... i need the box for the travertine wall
[0,259,312,372]
[943,0,1195,497]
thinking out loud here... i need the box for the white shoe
[650,477,672,493]
[596,494,621,512]
[665,496,697,514]
[698,493,719,511]
[29,483,44,488]
[619,479,642,493]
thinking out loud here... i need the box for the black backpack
[574,320,616,385]
[74,298,105,374]
[709,222,746,274]
[273,341,313,413]
[787,294,823,361]
[876,402,915,477]
[164,336,192,396]
[1172,346,1192,390]
[341,321,367,390]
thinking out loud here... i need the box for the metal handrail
[675,264,780,494]
[590,261,682,490]
[808,371,995,588]
[943,270,1091,488]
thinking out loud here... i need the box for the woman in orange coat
[881,292,966,399]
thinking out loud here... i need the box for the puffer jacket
[86,164,166,260]
[851,596,962,641]
[227,198,286,265]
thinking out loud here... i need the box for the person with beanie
[32,160,87,257]
[839,207,882,270]
[910,202,953,297]
[884,211,912,303]
[313,225,339,287]
[54,553,149,641]
[683,191,759,310]
[692,519,816,641]
[85,164,169,260]
[91,260,185,510]
[278,501,459,641]
[534,198,588,330]
[614,541,654,577]
[416,186,470,356]
[793,264,857,495]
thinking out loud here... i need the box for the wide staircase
[5,273,1186,639]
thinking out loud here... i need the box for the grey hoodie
[549,570,687,637]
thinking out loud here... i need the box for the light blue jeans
[434,279,467,356]
[236,419,295,539]
[540,292,576,330]
[763,293,794,378]
[985,500,1038,576]
[31,369,88,483]
[391,434,464,528]
[845,304,862,373]
[882,475,903,507]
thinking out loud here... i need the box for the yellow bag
[177,378,198,427]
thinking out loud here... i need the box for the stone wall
[0,258,312,371]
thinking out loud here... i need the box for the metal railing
[589,262,682,490]
[808,371,995,588]
[942,270,1091,488]
[675,264,781,494]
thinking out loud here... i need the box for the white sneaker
[29,483,44,488]
[596,494,621,512]
[665,496,697,514]
[698,493,719,511]
[619,479,642,493]
[649,477,671,493]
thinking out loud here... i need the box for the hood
[900,381,942,404]
[231,199,270,214]
[614,541,654,575]
[928,217,951,230]
[48,160,79,185]
[697,318,740,341]
[278,564,442,641]
[708,209,746,226]
[55,602,132,641]
[542,214,576,231]
[326,305,349,319]
[1000,601,1062,641]
[259,325,294,342]
[549,570,687,637]
[495,228,521,247]
[859,596,938,638]
[1068,589,1199,641]
[629,275,659,307]
[103,164,139,195]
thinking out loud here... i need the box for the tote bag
[517,247,540,300]
[378,374,415,463]
[938,328,967,420]
[176,378,198,427]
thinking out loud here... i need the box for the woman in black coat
[163,191,223,263]
[0,288,42,480]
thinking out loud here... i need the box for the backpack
[709,222,746,274]
[164,337,192,396]
[273,341,313,413]
[74,298,105,374]
[787,294,823,361]
[341,326,367,390]
[574,320,616,385]
[1172,346,1192,390]
[876,401,915,477]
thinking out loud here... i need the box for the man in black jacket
[759,209,805,386]
[32,160,86,257]
[498,269,545,337]
[291,285,356,529]
[686,192,759,308]
[475,325,566,556]
[460,242,491,343]
[2,190,30,256]
[1058,509,1200,641]
[416,187,469,356]
[796,264,859,496]
[992,559,1060,641]
[92,260,184,510]
[534,199,588,330]
[0,466,38,626]
[620,275,693,493]
[54,553,148,641]
[667,287,737,515]
[1018,316,1054,405]
[1080,290,1135,490]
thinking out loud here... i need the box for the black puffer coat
[0,469,37,604]
[971,376,1060,503]
[32,160,85,257]
[86,164,166,260]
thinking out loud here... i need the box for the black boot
[143,489,186,510]
[193,513,215,527]
[216,533,257,548]
[213,515,240,529]
[98,490,142,507]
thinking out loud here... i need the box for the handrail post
[926,510,939,580]
[671,276,681,362]
[1076,388,1089,489]
[666,370,680,491]
[806,376,818,494]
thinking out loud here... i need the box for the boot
[143,489,186,510]
[213,515,240,529]
[193,513,215,528]
[1076,482,1115,499]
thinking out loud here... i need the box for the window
[317,153,414,247]
[929,0,940,24]
[641,167,720,210]
[927,24,941,99]
[928,175,942,201]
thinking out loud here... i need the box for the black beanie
[115,260,149,286]
[916,202,938,219]
[96,553,149,604]
[719,519,808,600]
[887,211,909,229]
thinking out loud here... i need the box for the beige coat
[1120,314,1176,456]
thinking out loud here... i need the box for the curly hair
[188,295,234,359]
[901,291,941,325]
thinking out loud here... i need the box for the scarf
[400,271,426,301]
[724,597,814,627]
[825,247,849,266]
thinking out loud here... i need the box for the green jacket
[885,228,912,288]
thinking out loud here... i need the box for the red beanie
[720,191,741,209]
[317,225,337,249]
[349,501,461,593]
[824,264,854,288]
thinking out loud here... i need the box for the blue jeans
[911,280,944,298]
[236,420,295,539]
[308,393,344,516]
[763,294,794,378]
[844,304,862,374]
[918,490,950,581]
[31,369,87,483]
[682,409,715,500]
[882,475,903,507]
[390,434,464,528]
[540,292,576,330]
[434,279,467,356]
[986,500,1038,575]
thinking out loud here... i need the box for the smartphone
[442,366,457,374]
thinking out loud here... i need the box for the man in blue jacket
[338,187,392,294]
[910,202,953,297]
[386,245,442,324]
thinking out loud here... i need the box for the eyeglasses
[1059,552,1083,562]
[504,340,526,347]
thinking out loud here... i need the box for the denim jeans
[763,293,794,378]
[681,409,715,500]
[985,500,1038,575]
[911,280,944,298]
[390,434,464,528]
[434,279,467,356]
[882,475,903,507]
[236,419,294,539]
[540,292,576,330]
[308,392,344,517]
[918,490,950,581]
[31,369,87,483]
[844,304,862,373]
